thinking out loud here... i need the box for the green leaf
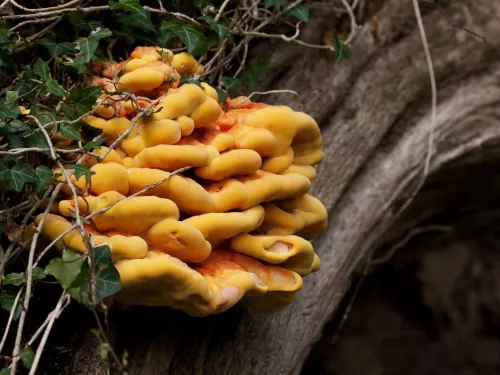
[333,32,351,61]
[36,165,53,185]
[0,49,16,76]
[109,0,142,12]
[156,29,175,48]
[67,28,112,73]
[0,368,11,375]
[20,347,35,369]
[89,27,113,41]
[2,273,25,286]
[35,165,54,195]
[0,290,21,320]
[33,58,51,82]
[45,249,86,290]
[80,245,121,303]
[240,59,273,93]
[264,0,287,8]
[221,76,241,89]
[116,11,155,32]
[0,90,20,120]
[198,16,230,38]
[38,38,75,57]
[63,164,94,183]
[161,20,206,55]
[69,86,101,107]
[111,0,155,31]
[32,267,46,281]
[45,79,67,97]
[8,163,38,192]
[59,123,83,141]
[67,262,89,302]
[83,138,107,152]
[214,87,228,103]
[287,4,310,22]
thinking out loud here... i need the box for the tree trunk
[61,0,500,373]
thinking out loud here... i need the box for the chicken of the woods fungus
[26,46,328,317]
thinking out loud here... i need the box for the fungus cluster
[32,46,328,317]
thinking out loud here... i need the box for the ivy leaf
[264,0,287,8]
[45,79,67,97]
[109,0,142,12]
[214,87,228,103]
[287,3,310,22]
[38,38,75,57]
[2,273,25,286]
[33,58,51,82]
[240,59,273,93]
[333,32,350,61]
[221,76,241,89]
[0,49,16,76]
[161,20,207,55]
[67,262,89,302]
[0,290,21,320]
[116,11,155,32]
[89,27,112,41]
[198,15,230,38]
[0,162,9,181]
[69,86,101,107]
[20,347,35,369]
[32,267,46,281]
[36,165,53,185]
[8,163,38,192]
[35,165,54,195]
[63,164,94,183]
[59,123,83,141]
[80,245,121,304]
[83,138,107,152]
[156,29,175,47]
[45,249,86,290]
[67,28,112,73]
[0,90,20,120]
[111,0,155,32]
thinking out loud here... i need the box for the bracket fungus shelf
[29,46,328,317]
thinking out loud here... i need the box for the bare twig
[9,16,59,31]
[28,292,70,375]
[27,115,57,160]
[215,0,232,22]
[0,287,24,355]
[339,0,360,44]
[9,184,62,375]
[9,0,79,12]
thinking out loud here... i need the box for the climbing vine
[0,0,356,373]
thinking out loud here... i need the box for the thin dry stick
[215,0,232,22]
[339,0,359,44]
[27,115,57,160]
[9,0,79,12]
[9,16,59,31]
[0,287,24,355]
[28,292,69,375]
[9,184,62,375]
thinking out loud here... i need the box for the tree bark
[64,0,500,374]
